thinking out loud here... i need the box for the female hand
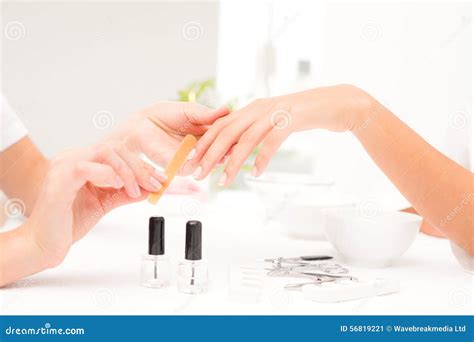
[106,101,230,178]
[27,143,154,267]
[192,84,372,186]
[0,101,230,285]
[28,101,229,266]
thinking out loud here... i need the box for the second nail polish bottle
[177,220,208,294]
[140,216,170,288]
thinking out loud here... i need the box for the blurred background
[1,0,472,212]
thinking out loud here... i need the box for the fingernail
[193,166,202,179]
[224,155,230,164]
[217,172,227,187]
[187,148,196,160]
[251,166,258,177]
[150,177,162,191]
[155,169,168,181]
[114,176,124,188]
[131,184,141,198]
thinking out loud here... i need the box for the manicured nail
[114,176,124,188]
[131,184,141,198]
[251,166,258,177]
[155,169,168,181]
[193,166,202,179]
[187,148,196,160]
[150,177,162,191]
[217,172,227,187]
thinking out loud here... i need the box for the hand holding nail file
[148,134,197,204]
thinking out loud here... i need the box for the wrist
[0,224,51,287]
[19,225,50,271]
[344,85,379,134]
[21,221,64,271]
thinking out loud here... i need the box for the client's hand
[192,85,371,186]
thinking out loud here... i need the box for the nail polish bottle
[140,217,170,288]
[177,220,208,294]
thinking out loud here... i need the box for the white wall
[319,2,472,208]
[217,1,472,209]
[1,0,219,155]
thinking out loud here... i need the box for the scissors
[264,256,350,275]
[267,269,356,281]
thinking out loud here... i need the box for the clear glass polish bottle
[177,220,208,294]
[140,216,170,288]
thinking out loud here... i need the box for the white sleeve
[0,94,28,151]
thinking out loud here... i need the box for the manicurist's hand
[0,101,229,286]
[192,84,371,185]
[0,142,153,286]
[29,144,152,266]
[106,101,230,176]
[29,141,203,267]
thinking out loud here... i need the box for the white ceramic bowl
[245,172,350,239]
[325,209,422,267]
[280,195,356,240]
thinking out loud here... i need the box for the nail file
[148,134,197,205]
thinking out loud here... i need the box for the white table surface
[1,191,473,315]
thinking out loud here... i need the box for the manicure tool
[264,256,350,276]
[148,134,197,204]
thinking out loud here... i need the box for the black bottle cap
[148,216,165,256]
[185,220,202,261]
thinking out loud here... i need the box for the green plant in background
[176,78,237,111]
[176,78,215,103]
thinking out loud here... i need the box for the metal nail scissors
[264,256,350,275]
[267,269,356,281]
